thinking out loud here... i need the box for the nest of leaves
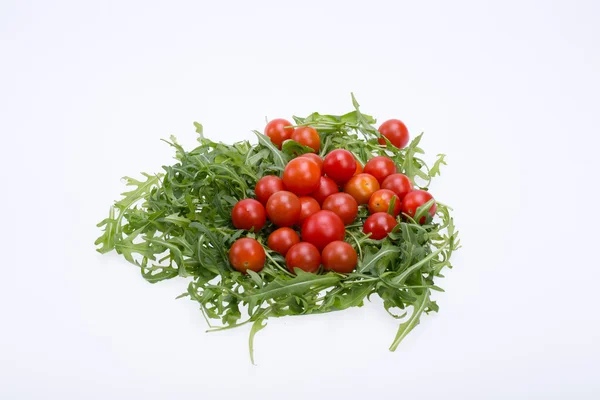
[96,95,460,362]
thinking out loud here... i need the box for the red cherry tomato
[401,190,436,224]
[298,196,321,224]
[321,241,357,273]
[301,210,345,251]
[267,227,300,256]
[381,173,413,200]
[322,193,358,225]
[368,189,401,216]
[283,158,321,196]
[291,127,320,153]
[323,149,357,183]
[299,153,323,173]
[344,173,380,205]
[378,119,410,149]
[266,191,301,227]
[229,238,266,273]
[231,199,266,231]
[265,118,294,149]
[354,160,363,175]
[363,156,397,184]
[310,176,339,205]
[363,212,398,240]
[286,242,321,273]
[254,175,284,205]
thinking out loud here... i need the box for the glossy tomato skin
[299,153,323,173]
[310,176,339,205]
[378,119,409,149]
[298,196,321,224]
[363,212,398,240]
[229,238,266,273]
[231,199,266,231]
[322,193,358,225]
[265,118,294,149]
[321,241,357,273]
[323,149,357,183]
[368,189,401,216]
[301,210,346,251]
[266,191,301,227]
[283,158,321,196]
[292,127,320,153]
[267,227,300,256]
[285,242,321,273]
[401,190,437,224]
[344,173,380,205]
[255,175,284,205]
[381,173,413,200]
[354,160,363,175]
[363,156,397,184]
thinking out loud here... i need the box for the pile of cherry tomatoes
[228,118,436,275]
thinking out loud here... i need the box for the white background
[1,0,599,399]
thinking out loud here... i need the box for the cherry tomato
[229,238,266,273]
[298,196,321,224]
[363,212,398,240]
[301,210,345,251]
[322,193,358,225]
[299,153,323,173]
[310,176,339,205]
[344,173,380,205]
[363,156,397,184]
[354,160,363,175]
[323,149,356,183]
[381,173,413,200]
[286,242,321,273]
[378,119,410,149]
[368,189,401,216]
[266,191,301,227]
[377,119,409,149]
[283,157,321,196]
[291,126,320,153]
[401,190,436,224]
[254,175,284,205]
[321,241,357,273]
[265,118,294,149]
[267,227,300,256]
[231,199,266,231]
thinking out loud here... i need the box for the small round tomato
[322,193,358,225]
[299,153,323,173]
[292,127,320,153]
[323,149,356,183]
[321,241,357,273]
[363,156,397,184]
[363,212,398,240]
[381,173,413,200]
[298,196,321,224]
[231,199,266,231]
[301,210,345,251]
[401,190,436,224]
[267,227,300,256]
[283,157,321,196]
[368,189,401,216]
[378,119,409,149]
[286,242,321,273]
[344,173,380,205]
[310,176,339,204]
[265,118,294,149]
[266,191,301,227]
[254,175,284,205]
[354,160,363,175]
[229,238,266,273]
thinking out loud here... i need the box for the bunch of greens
[96,95,459,362]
